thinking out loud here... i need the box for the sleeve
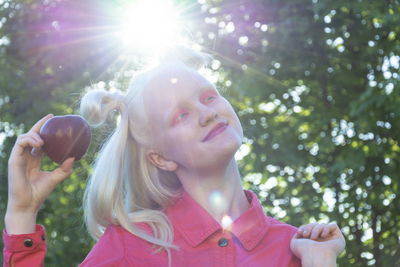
[2,225,47,267]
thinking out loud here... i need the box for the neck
[176,158,250,224]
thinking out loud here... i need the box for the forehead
[146,63,212,94]
[143,64,214,113]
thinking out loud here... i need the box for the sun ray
[28,30,117,54]
[196,44,287,90]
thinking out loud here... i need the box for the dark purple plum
[39,115,91,164]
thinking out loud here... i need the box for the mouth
[202,122,228,142]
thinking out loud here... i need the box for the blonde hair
[80,46,211,260]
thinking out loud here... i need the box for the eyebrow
[165,86,219,126]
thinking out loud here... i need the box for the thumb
[51,157,75,184]
[292,231,301,239]
[290,233,301,258]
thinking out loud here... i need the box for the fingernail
[31,147,42,157]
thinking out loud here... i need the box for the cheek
[221,100,242,124]
[224,103,243,137]
[158,128,195,159]
[232,118,244,140]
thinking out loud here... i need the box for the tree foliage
[1,0,399,266]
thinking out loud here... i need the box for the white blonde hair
[80,46,211,259]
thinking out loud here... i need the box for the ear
[147,150,178,172]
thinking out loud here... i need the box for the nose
[199,105,218,126]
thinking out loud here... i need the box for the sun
[117,0,182,54]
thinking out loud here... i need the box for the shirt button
[218,237,229,247]
[24,239,33,247]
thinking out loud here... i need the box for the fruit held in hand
[39,115,91,164]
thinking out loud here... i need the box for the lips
[202,122,228,142]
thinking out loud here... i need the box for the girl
[4,47,345,266]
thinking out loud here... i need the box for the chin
[216,134,243,158]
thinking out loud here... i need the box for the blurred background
[0,0,399,266]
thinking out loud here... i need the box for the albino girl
[4,47,345,266]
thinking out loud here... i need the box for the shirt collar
[165,190,270,251]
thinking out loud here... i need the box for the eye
[172,110,189,125]
[178,112,189,120]
[205,95,216,102]
[201,90,218,103]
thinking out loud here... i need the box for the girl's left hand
[290,222,346,262]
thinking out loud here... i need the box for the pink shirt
[3,190,301,266]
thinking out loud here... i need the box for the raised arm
[4,114,75,266]
[290,222,346,267]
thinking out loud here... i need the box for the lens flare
[208,190,229,215]
[221,215,233,230]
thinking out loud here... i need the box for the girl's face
[144,64,243,173]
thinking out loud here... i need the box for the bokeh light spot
[208,190,228,215]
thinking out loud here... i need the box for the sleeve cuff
[3,224,46,252]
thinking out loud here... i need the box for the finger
[28,147,45,173]
[29,132,45,157]
[50,157,75,185]
[321,222,337,238]
[299,223,318,238]
[31,147,44,157]
[293,231,302,239]
[29,132,44,144]
[310,223,326,240]
[12,135,43,157]
[29,114,54,134]
[296,227,306,238]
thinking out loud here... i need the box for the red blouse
[3,190,301,266]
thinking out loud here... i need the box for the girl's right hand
[5,114,75,234]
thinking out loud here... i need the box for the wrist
[301,250,336,267]
[5,209,38,235]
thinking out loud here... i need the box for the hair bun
[80,89,125,127]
